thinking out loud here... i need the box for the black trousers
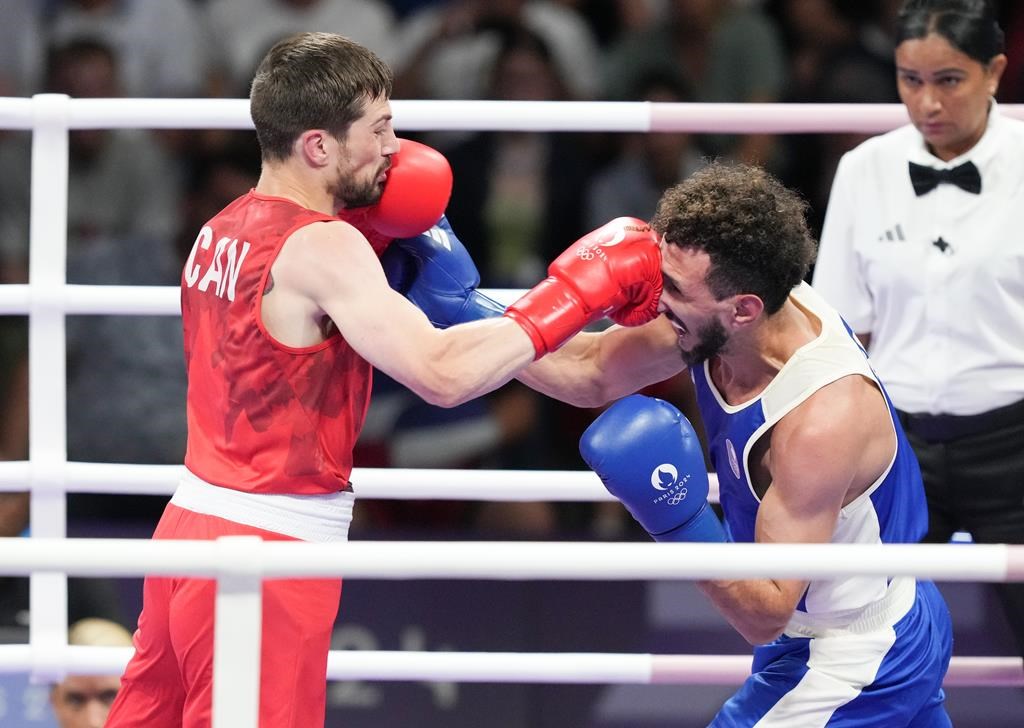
[899,399,1024,658]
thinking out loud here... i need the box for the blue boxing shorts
[711,579,952,727]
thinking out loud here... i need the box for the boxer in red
[105,32,663,728]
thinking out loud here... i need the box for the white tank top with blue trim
[691,282,928,630]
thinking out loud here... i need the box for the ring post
[28,93,71,683]
[213,536,263,728]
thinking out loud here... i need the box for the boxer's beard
[332,160,387,208]
[680,318,729,367]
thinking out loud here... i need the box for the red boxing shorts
[105,503,342,728]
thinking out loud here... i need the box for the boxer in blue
[388,161,953,726]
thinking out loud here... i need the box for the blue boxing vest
[692,282,927,621]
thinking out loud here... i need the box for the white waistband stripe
[170,469,354,543]
[784,577,916,638]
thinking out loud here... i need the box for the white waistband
[171,469,354,543]
[783,576,916,639]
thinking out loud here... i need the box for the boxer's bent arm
[517,316,684,408]
[696,380,878,645]
[278,221,535,408]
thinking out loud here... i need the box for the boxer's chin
[679,319,729,367]
[346,183,383,208]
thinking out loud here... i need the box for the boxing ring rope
[5,94,1024,726]
[0,538,1021,689]
[0,647,1022,687]
[0,461,716,501]
[3,96,1024,133]
[4,537,1024,582]
[0,647,1020,688]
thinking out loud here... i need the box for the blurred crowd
[2,0,1024,546]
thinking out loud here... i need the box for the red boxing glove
[339,138,454,255]
[368,138,453,238]
[504,217,662,358]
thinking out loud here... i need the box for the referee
[813,0,1024,661]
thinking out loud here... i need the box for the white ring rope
[3,96,1024,133]
[2,538,1022,583]
[0,283,528,316]
[0,461,720,503]
[0,646,1017,688]
[4,95,1022,719]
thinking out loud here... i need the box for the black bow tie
[908,160,982,196]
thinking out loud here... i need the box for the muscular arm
[517,316,685,407]
[698,376,891,644]
[269,221,534,408]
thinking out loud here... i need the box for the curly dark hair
[651,162,817,314]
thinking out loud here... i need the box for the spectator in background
[813,0,1024,663]
[204,0,395,96]
[601,0,787,167]
[46,37,185,469]
[0,356,29,621]
[549,0,664,49]
[50,618,134,728]
[387,0,446,20]
[0,295,126,637]
[769,0,900,236]
[44,0,214,98]
[174,133,263,262]
[0,0,44,96]
[444,24,593,287]
[390,0,601,102]
[584,71,705,230]
[0,495,29,539]
[0,37,188,529]
[997,2,1024,101]
[770,0,863,101]
[0,488,127,644]
[352,373,548,537]
[0,37,184,281]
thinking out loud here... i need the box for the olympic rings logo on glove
[575,246,595,261]
[666,488,689,506]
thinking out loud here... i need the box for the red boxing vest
[180,191,371,494]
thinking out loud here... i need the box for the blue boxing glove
[382,215,506,328]
[580,394,727,542]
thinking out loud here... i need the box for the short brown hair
[249,32,393,162]
[652,162,816,314]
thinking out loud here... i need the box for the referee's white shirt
[813,101,1024,416]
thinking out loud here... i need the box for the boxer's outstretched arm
[379,208,682,405]
[272,213,667,407]
[518,317,684,408]
[275,220,534,408]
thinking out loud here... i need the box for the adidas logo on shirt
[877,223,906,242]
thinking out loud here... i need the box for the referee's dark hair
[896,0,1005,64]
